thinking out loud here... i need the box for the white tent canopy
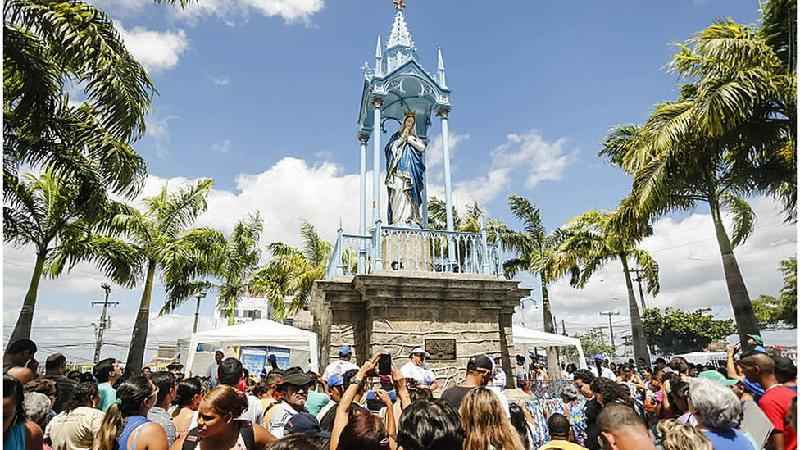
[512,325,587,368]
[185,319,318,376]
[672,351,728,365]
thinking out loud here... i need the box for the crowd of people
[2,336,797,450]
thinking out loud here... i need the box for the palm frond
[721,193,756,247]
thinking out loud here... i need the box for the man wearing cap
[315,373,344,425]
[207,350,224,387]
[441,354,509,417]
[269,367,312,439]
[284,411,329,439]
[44,353,76,414]
[321,345,358,386]
[401,347,439,391]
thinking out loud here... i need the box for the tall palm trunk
[619,254,650,365]
[541,280,560,379]
[7,249,47,349]
[126,259,157,375]
[708,197,760,345]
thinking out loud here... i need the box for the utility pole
[626,268,647,309]
[193,290,207,333]
[599,311,620,349]
[92,283,119,364]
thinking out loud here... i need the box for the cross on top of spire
[393,0,406,11]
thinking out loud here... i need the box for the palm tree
[252,222,330,319]
[160,213,264,326]
[602,119,759,345]
[4,1,152,202]
[492,195,563,378]
[52,180,222,375]
[556,209,659,364]
[662,3,796,220]
[3,171,137,347]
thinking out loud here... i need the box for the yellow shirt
[538,439,587,450]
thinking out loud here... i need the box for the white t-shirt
[207,362,220,386]
[268,402,298,439]
[321,360,359,383]
[491,368,507,390]
[400,361,435,386]
[590,366,616,380]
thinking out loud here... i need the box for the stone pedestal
[311,271,528,389]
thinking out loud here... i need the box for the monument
[311,0,529,387]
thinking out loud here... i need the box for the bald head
[7,366,36,385]
[598,404,656,450]
[739,352,778,386]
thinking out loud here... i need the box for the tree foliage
[752,257,797,327]
[641,307,736,355]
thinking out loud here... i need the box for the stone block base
[311,271,529,389]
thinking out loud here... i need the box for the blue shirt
[703,428,757,450]
[98,382,117,412]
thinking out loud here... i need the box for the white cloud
[514,196,796,339]
[492,131,577,188]
[145,114,179,158]
[97,0,324,24]
[210,75,231,86]
[115,22,188,73]
[211,139,233,153]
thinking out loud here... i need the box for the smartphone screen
[379,353,392,376]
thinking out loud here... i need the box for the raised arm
[330,355,378,450]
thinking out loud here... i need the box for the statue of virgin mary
[385,112,425,226]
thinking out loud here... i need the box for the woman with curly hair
[459,388,523,450]
[658,419,712,450]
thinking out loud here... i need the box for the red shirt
[759,385,797,450]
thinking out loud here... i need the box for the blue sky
[5,0,795,363]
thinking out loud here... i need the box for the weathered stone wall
[312,271,529,389]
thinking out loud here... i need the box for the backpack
[181,424,255,450]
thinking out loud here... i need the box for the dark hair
[252,382,270,397]
[668,357,689,375]
[24,378,57,398]
[397,399,464,450]
[337,407,387,450]
[45,354,66,372]
[94,358,117,383]
[600,381,632,407]
[666,374,690,415]
[7,339,37,355]
[150,371,175,405]
[79,372,96,384]
[64,382,98,412]
[547,413,571,437]
[573,369,595,384]
[172,378,203,417]
[97,376,153,450]
[590,376,613,398]
[3,375,27,426]
[271,433,328,450]
[67,370,82,382]
[219,357,244,387]
[774,356,797,384]
[408,387,433,403]
[341,369,359,388]
[508,403,531,449]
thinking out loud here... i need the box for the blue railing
[325,217,501,279]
